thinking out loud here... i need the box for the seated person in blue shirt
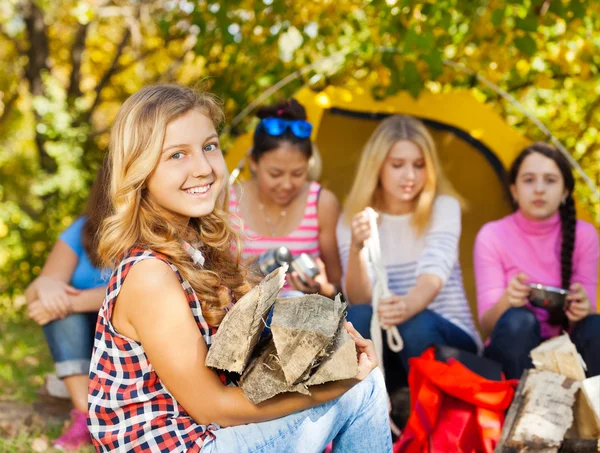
[25,160,111,451]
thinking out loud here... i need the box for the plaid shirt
[88,246,233,452]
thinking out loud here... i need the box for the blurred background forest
[1,0,599,410]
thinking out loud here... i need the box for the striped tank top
[229,181,321,290]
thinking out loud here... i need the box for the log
[559,439,600,452]
[496,369,530,453]
[205,266,286,373]
[238,337,309,404]
[500,370,580,452]
[530,334,586,381]
[270,294,346,385]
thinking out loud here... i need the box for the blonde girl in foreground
[337,115,481,384]
[87,84,391,453]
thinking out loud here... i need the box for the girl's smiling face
[146,108,226,225]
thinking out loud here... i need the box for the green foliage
[0,0,599,320]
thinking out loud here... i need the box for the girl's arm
[337,211,373,304]
[115,258,374,428]
[473,225,529,337]
[316,189,343,295]
[571,221,600,311]
[25,240,80,319]
[69,286,107,312]
[408,196,462,312]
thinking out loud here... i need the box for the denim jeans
[202,368,392,453]
[43,312,97,378]
[345,305,478,373]
[484,307,600,380]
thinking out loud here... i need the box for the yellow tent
[226,84,600,323]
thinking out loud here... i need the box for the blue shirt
[59,217,110,290]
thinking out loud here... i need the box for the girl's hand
[506,273,530,307]
[27,299,57,326]
[377,295,414,327]
[566,283,592,323]
[288,258,336,297]
[34,276,78,319]
[350,210,372,251]
[345,321,378,381]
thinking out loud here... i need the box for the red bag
[394,348,517,453]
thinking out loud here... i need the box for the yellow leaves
[516,59,530,76]
[536,73,554,89]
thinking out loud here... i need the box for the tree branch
[84,28,131,122]
[67,23,89,100]
[0,90,19,127]
[22,0,55,173]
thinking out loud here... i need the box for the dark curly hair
[82,157,112,268]
[509,142,576,324]
[251,98,312,161]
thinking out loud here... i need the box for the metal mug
[290,253,320,284]
[257,246,293,276]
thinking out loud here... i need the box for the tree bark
[67,23,89,100]
[22,0,55,173]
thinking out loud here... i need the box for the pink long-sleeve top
[474,210,599,339]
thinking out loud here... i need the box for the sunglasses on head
[258,118,313,139]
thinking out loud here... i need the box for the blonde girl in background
[337,115,481,385]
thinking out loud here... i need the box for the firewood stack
[205,266,358,403]
[496,335,600,453]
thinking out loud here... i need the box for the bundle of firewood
[205,266,358,403]
[497,334,600,453]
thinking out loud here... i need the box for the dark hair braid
[559,194,576,290]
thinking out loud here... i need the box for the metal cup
[290,253,320,284]
[257,246,293,276]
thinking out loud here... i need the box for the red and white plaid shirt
[88,246,233,452]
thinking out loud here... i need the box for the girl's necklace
[258,202,287,237]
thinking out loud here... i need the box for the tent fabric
[226,83,600,318]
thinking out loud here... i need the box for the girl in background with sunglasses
[229,99,342,297]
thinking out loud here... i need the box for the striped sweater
[337,195,482,350]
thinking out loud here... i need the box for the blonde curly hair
[98,84,249,327]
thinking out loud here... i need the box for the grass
[0,317,54,403]
[0,316,95,452]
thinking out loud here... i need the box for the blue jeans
[345,305,478,372]
[485,307,600,380]
[43,312,97,378]
[202,368,392,453]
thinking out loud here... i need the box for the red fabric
[393,348,517,453]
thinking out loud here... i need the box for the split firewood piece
[205,266,286,374]
[506,370,580,450]
[530,334,586,381]
[574,375,600,438]
[305,315,358,386]
[270,294,346,386]
[239,337,309,404]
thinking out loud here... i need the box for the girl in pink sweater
[474,142,599,379]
